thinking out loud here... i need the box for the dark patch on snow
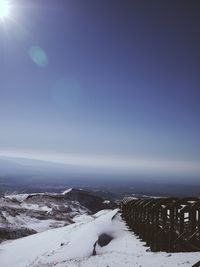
[98,233,113,247]
[92,241,97,256]
[111,212,118,221]
[92,233,113,255]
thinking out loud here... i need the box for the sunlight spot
[0,0,10,19]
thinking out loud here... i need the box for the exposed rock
[64,189,116,213]
[0,227,36,242]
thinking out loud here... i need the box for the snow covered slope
[0,209,199,267]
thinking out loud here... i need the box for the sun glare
[0,0,10,19]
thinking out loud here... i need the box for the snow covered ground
[0,209,199,267]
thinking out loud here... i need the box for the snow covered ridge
[62,188,72,195]
[5,187,73,201]
[0,188,115,243]
[5,193,30,202]
[0,209,199,267]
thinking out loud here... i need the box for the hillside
[0,188,115,242]
[0,209,199,267]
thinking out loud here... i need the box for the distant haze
[0,150,199,180]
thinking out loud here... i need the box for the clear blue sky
[0,0,200,177]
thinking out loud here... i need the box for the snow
[103,200,110,204]
[62,188,72,195]
[0,209,199,267]
[21,202,52,212]
[26,218,66,232]
[5,193,29,202]
[4,192,61,202]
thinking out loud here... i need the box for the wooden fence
[120,197,200,252]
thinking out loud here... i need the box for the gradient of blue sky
[0,0,200,176]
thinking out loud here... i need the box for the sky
[0,0,200,178]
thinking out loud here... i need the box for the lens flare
[29,46,48,68]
